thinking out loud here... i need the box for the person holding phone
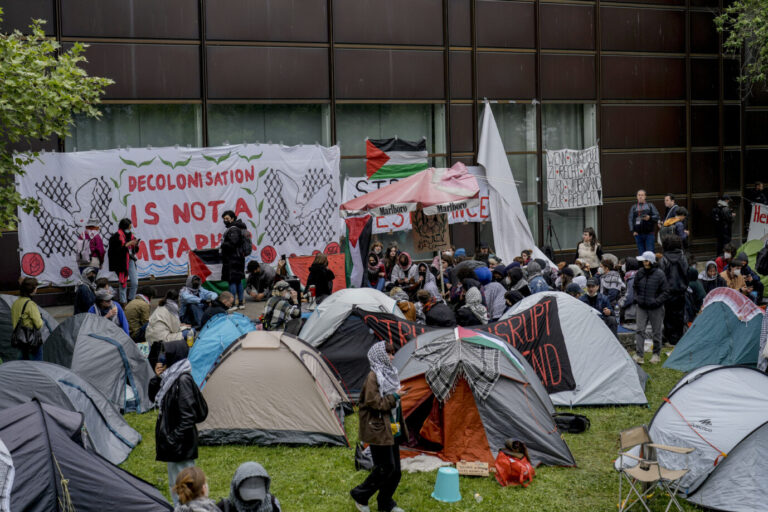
[108,218,140,305]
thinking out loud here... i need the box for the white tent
[299,288,404,347]
[500,292,647,406]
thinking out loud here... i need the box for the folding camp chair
[616,425,693,512]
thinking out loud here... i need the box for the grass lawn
[122,354,701,511]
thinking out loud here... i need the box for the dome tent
[43,313,153,413]
[0,360,141,465]
[0,294,58,362]
[188,313,255,387]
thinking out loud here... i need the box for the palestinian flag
[345,215,373,288]
[457,326,525,372]
[366,138,428,179]
[188,249,228,292]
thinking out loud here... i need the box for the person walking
[217,462,282,512]
[171,467,219,512]
[633,251,669,364]
[628,190,660,255]
[108,218,139,305]
[11,277,44,360]
[712,196,736,257]
[658,236,688,345]
[149,340,208,506]
[350,342,405,512]
[221,211,248,310]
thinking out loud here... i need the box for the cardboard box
[456,460,490,477]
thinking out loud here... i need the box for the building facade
[1,0,762,290]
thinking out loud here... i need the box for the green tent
[737,239,768,298]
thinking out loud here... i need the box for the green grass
[122,354,700,511]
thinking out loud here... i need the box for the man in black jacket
[659,235,688,346]
[199,291,235,330]
[633,251,669,365]
[416,289,456,327]
[148,340,208,505]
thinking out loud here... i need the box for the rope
[52,453,75,512]
[662,397,727,465]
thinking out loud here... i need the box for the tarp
[0,361,141,465]
[43,313,154,412]
[198,331,349,447]
[0,294,58,362]
[188,313,255,387]
[664,288,765,372]
[0,401,171,511]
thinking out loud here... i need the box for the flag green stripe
[369,163,429,179]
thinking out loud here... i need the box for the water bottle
[186,329,194,347]
[474,493,483,503]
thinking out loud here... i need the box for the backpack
[11,299,43,350]
[553,412,591,434]
[74,232,92,266]
[494,451,535,487]
[756,242,768,276]
[230,226,252,257]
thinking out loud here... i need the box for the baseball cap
[586,278,598,287]
[637,251,656,262]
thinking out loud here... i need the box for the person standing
[633,251,669,364]
[220,210,247,310]
[108,218,139,305]
[574,227,603,271]
[149,340,208,506]
[350,342,405,512]
[76,218,105,271]
[628,190,660,255]
[661,194,679,225]
[748,181,767,206]
[711,196,736,257]
[11,277,44,360]
[658,236,688,345]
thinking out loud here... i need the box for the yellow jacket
[11,297,43,330]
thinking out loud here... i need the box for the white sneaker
[352,501,370,512]
[632,353,644,364]
[227,306,237,313]
[390,508,405,512]
[650,354,661,364]
[237,304,245,310]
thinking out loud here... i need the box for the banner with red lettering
[16,144,341,286]
[748,202,768,242]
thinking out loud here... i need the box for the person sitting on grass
[217,461,282,512]
[172,466,218,512]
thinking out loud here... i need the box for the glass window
[67,104,203,151]
[207,104,330,147]
[542,104,599,250]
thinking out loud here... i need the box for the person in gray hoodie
[217,462,282,512]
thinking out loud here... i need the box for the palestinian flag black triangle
[366,138,428,179]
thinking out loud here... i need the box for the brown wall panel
[745,110,768,146]
[690,151,719,194]
[690,197,718,237]
[207,46,328,99]
[61,0,198,39]
[691,58,719,100]
[450,52,472,98]
[601,152,686,197]
[0,232,21,290]
[476,1,534,48]
[541,55,595,100]
[334,49,444,99]
[724,105,740,146]
[745,149,767,184]
[0,0,54,34]
[600,200,667,246]
[724,151,741,191]
[540,4,594,50]
[449,0,470,46]
[724,58,742,100]
[207,0,327,42]
[691,105,719,147]
[476,52,535,98]
[690,11,718,54]
[691,0,718,7]
[450,104,474,153]
[601,106,685,149]
[333,0,441,45]
[601,7,684,53]
[74,43,201,99]
[603,0,683,6]
[602,57,685,100]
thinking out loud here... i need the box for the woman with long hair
[574,227,603,274]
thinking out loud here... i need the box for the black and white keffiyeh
[367,342,400,397]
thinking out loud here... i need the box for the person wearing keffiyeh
[350,342,405,512]
[456,287,489,326]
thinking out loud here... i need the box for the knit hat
[474,266,492,285]
[454,248,467,258]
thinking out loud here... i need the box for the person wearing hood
[351,342,405,512]
[507,267,531,297]
[453,247,467,261]
[365,253,387,291]
[389,252,419,292]
[262,281,300,331]
[526,261,550,294]
[74,266,99,314]
[416,262,441,299]
[475,242,491,264]
[698,260,727,294]
[712,196,736,256]
[246,261,277,302]
[686,265,706,323]
[416,289,456,327]
[218,462,282,512]
[199,291,235,330]
[88,288,130,335]
[172,467,219,512]
[148,339,208,505]
[618,257,640,323]
[125,286,155,342]
[658,235,688,345]
[390,287,417,322]
[483,276,508,321]
[502,289,525,316]
[147,290,192,367]
[306,253,335,302]
[108,218,139,305]
[456,287,489,326]
[220,210,248,309]
[736,252,764,302]
[633,251,669,364]
[180,275,218,329]
[580,278,618,337]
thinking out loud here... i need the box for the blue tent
[189,313,255,387]
[664,300,764,372]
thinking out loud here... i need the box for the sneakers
[237,304,245,310]
[390,508,405,512]
[649,353,661,364]
[632,353,644,365]
[351,500,370,512]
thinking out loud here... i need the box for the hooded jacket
[659,249,689,294]
[422,299,457,327]
[221,219,248,283]
[389,252,419,285]
[306,263,335,298]
[74,267,98,314]
[146,302,185,344]
[698,260,727,295]
[634,264,670,310]
[526,262,550,294]
[199,299,229,330]
[180,275,218,315]
[217,462,282,512]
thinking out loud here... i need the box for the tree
[0,8,113,230]
[715,0,768,95]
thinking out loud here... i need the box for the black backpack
[756,242,768,276]
[553,413,591,434]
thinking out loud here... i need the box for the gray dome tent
[0,360,141,465]
[0,438,11,512]
[43,314,153,413]
[0,294,58,362]
[0,401,171,512]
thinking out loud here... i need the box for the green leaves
[715,0,768,93]
[158,156,192,169]
[120,193,131,206]
[110,177,120,189]
[202,152,232,165]
[120,156,155,168]
[257,233,266,244]
[247,219,258,230]
[257,199,264,214]
[119,156,138,167]
[258,167,269,178]
[238,152,263,162]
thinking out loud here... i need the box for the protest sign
[748,202,768,241]
[16,144,341,286]
[546,146,602,210]
[411,210,451,252]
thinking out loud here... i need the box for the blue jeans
[181,302,206,329]
[229,281,244,304]
[366,278,386,291]
[634,233,655,255]
[118,259,138,303]
[21,345,43,360]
